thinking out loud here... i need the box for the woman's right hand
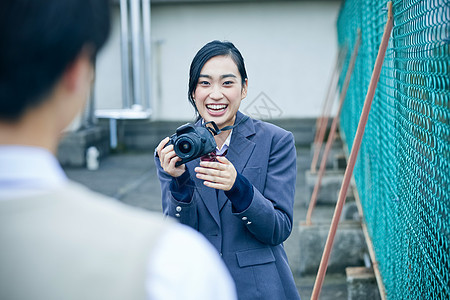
[156,137,186,177]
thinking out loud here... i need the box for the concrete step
[346,267,381,300]
[309,139,345,171]
[295,273,347,300]
[297,221,366,276]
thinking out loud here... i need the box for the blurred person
[155,40,300,299]
[0,1,236,300]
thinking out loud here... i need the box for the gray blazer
[156,111,300,299]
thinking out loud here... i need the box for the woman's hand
[194,156,237,191]
[156,137,186,177]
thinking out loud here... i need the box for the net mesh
[336,0,449,298]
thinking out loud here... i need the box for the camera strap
[204,115,249,136]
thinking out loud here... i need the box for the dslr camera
[166,123,217,166]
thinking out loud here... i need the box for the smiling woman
[193,55,247,131]
[155,40,300,300]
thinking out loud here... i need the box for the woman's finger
[215,156,231,165]
[195,166,226,178]
[160,145,175,166]
[203,181,227,189]
[156,137,170,157]
[195,168,235,191]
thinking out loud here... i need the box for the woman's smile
[206,103,228,116]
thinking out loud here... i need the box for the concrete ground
[64,147,347,299]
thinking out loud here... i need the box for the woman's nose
[209,86,223,100]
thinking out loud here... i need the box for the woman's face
[193,55,247,128]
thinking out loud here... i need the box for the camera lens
[174,135,202,160]
[178,141,192,154]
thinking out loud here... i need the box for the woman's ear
[241,79,248,99]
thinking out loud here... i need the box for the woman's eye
[198,81,210,86]
[223,81,234,86]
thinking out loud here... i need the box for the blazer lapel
[218,190,228,213]
[226,112,256,174]
[218,112,256,211]
[188,159,221,227]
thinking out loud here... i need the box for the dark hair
[188,40,248,116]
[0,0,111,121]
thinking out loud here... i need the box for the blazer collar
[226,111,256,174]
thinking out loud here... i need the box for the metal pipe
[310,3,393,299]
[130,0,142,106]
[110,118,118,149]
[306,31,361,226]
[310,46,347,173]
[312,51,338,145]
[142,0,152,112]
[87,84,96,127]
[119,0,131,108]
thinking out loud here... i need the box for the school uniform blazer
[155,111,300,300]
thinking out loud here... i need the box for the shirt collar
[0,145,67,199]
[216,130,232,155]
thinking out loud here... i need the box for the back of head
[0,0,111,121]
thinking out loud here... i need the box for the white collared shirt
[0,145,237,300]
[216,129,232,156]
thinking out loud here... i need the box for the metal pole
[87,84,96,127]
[312,50,339,145]
[142,0,152,112]
[310,46,347,173]
[109,118,118,149]
[130,0,142,107]
[310,3,393,299]
[306,30,361,225]
[120,0,131,109]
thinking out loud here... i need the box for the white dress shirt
[216,129,232,156]
[0,145,237,300]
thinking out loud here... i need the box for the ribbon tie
[200,150,228,162]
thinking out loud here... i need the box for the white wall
[95,1,341,121]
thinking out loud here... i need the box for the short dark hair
[0,0,111,121]
[188,40,248,117]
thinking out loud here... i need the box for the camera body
[166,123,217,166]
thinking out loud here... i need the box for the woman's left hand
[194,156,237,191]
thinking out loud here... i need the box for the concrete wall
[94,0,341,121]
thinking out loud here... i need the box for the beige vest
[0,182,172,300]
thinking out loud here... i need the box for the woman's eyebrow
[199,74,237,79]
[221,74,237,79]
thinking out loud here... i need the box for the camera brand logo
[243,92,282,119]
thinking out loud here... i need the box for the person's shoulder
[63,181,169,227]
[148,222,238,300]
[250,118,293,140]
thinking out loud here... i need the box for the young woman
[155,40,300,300]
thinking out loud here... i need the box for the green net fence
[336,0,449,298]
